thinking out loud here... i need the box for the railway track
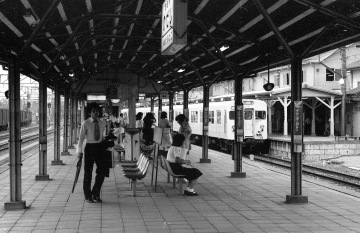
[247,153,360,190]
[0,126,56,168]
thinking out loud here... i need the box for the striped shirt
[76,117,106,153]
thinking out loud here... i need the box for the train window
[200,110,203,123]
[255,111,266,120]
[191,111,198,123]
[244,111,253,120]
[209,111,214,124]
[217,110,221,124]
[229,111,235,120]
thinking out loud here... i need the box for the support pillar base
[68,146,75,149]
[61,151,71,156]
[35,175,50,181]
[51,160,63,165]
[231,172,246,178]
[4,201,26,210]
[286,195,308,204]
[199,158,211,163]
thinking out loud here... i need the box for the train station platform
[1,144,360,233]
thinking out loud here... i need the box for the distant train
[121,94,269,154]
[0,109,32,130]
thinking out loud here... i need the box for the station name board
[161,0,187,55]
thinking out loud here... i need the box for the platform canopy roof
[1,0,360,97]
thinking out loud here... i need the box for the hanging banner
[161,0,187,55]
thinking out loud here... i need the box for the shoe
[184,190,199,196]
[92,196,102,203]
[85,197,95,203]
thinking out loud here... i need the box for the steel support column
[61,88,70,155]
[231,77,246,178]
[4,56,26,210]
[286,57,308,203]
[74,96,78,144]
[68,92,75,149]
[169,92,174,130]
[150,97,155,113]
[158,97,162,124]
[183,89,189,119]
[200,85,211,163]
[52,82,63,165]
[36,74,49,180]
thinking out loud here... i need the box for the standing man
[77,102,107,203]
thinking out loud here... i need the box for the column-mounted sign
[236,105,244,142]
[161,0,187,55]
[294,101,303,153]
[203,107,209,134]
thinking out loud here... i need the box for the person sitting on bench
[166,134,202,196]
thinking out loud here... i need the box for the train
[121,94,270,154]
[0,109,32,130]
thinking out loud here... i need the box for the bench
[123,156,150,197]
[121,154,145,169]
[160,156,186,194]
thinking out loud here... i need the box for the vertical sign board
[203,107,209,135]
[294,101,303,152]
[161,0,187,55]
[236,105,244,142]
[160,91,169,99]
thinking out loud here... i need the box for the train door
[215,110,221,136]
[244,108,254,138]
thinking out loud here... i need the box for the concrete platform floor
[0,143,360,233]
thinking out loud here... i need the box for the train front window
[229,111,235,120]
[244,111,252,120]
[255,111,266,120]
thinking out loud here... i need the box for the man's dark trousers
[83,143,107,199]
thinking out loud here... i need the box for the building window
[283,73,290,85]
[326,68,341,81]
[275,74,280,87]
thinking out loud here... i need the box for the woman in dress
[175,114,192,159]
[167,133,202,196]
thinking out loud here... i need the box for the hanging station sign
[161,0,187,55]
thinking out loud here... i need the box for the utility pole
[340,47,347,136]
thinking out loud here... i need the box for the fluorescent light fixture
[87,94,106,101]
[111,99,120,104]
[220,45,229,52]
[157,80,162,83]
[177,68,185,73]
[23,10,38,26]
